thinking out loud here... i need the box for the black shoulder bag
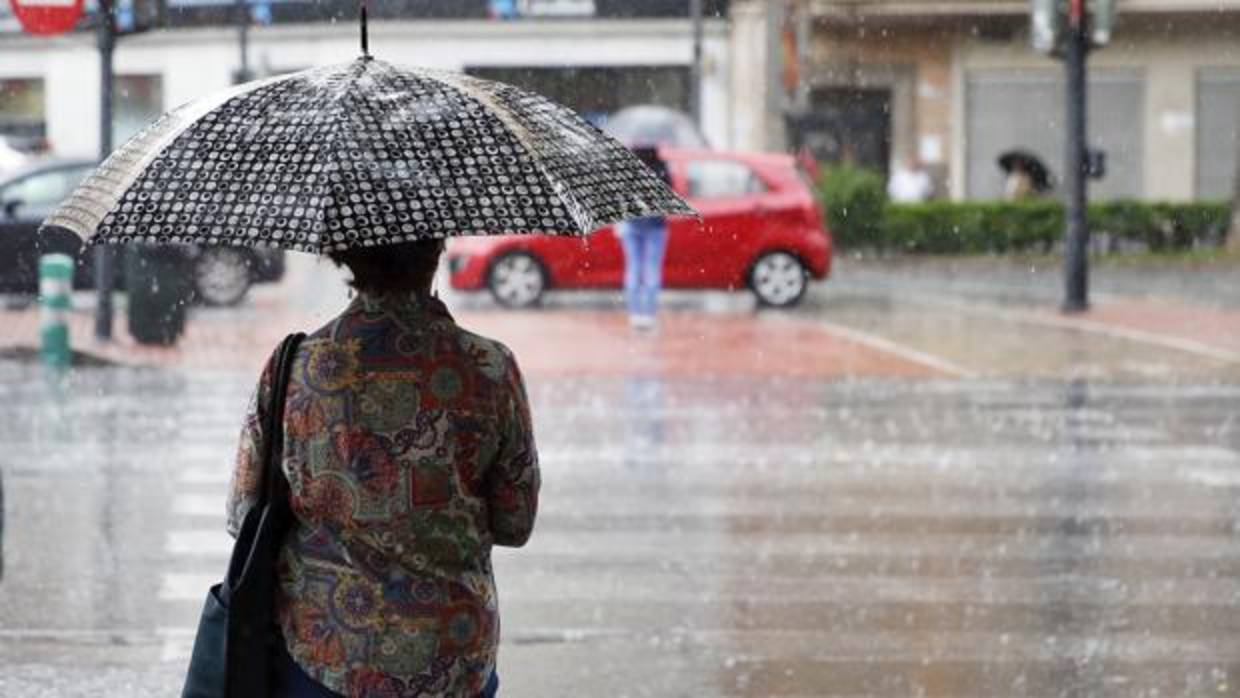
[182,332,305,698]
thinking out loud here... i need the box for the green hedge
[1087,200,1231,251]
[814,165,1230,253]
[883,201,1064,254]
[815,164,887,249]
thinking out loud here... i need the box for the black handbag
[182,332,305,698]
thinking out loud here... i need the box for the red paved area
[4,284,1236,378]
[1065,298,1240,355]
[0,302,941,378]
[463,311,940,378]
[0,307,277,371]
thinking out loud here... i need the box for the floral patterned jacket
[227,291,539,698]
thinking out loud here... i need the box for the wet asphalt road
[1,258,1238,697]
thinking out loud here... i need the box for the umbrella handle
[360,0,371,59]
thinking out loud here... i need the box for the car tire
[749,251,809,308]
[193,247,252,307]
[487,251,547,308]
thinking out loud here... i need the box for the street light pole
[1062,0,1089,312]
[689,0,703,127]
[235,0,251,83]
[94,0,116,340]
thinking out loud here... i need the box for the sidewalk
[1062,298,1240,357]
[0,297,942,379]
[0,256,1235,380]
[831,257,1240,377]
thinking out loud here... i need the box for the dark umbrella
[602,104,708,149]
[997,150,1054,193]
[41,59,695,252]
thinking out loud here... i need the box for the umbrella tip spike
[360,0,372,60]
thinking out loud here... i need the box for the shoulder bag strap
[259,332,305,509]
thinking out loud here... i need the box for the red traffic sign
[9,0,85,36]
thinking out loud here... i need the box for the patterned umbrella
[40,58,696,253]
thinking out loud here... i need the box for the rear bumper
[803,230,833,280]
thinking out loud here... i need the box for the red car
[446,148,832,308]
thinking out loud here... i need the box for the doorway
[789,87,892,177]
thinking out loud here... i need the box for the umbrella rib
[312,64,374,255]
[41,72,299,242]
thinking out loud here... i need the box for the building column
[728,0,773,152]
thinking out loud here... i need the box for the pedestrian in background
[887,155,934,203]
[619,146,671,330]
[227,240,539,698]
[488,0,518,19]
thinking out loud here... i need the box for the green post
[39,254,74,368]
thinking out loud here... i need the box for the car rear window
[2,166,91,212]
[684,159,766,198]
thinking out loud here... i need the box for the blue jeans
[480,671,499,698]
[619,217,668,318]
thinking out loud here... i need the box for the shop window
[0,79,47,151]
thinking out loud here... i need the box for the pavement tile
[1071,298,1240,355]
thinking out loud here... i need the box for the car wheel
[193,247,252,307]
[749,251,808,308]
[487,251,547,308]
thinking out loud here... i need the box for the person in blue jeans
[488,0,518,19]
[619,146,671,330]
[618,215,668,330]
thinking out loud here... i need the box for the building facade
[732,0,1240,202]
[0,4,730,160]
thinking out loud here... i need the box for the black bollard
[125,245,193,345]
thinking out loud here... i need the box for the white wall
[0,17,731,158]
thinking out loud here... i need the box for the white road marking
[160,573,220,602]
[909,294,1240,364]
[165,529,233,557]
[159,631,197,663]
[179,466,231,485]
[1182,467,1240,488]
[172,494,225,518]
[815,319,979,378]
[1037,313,1240,363]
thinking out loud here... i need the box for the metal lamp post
[1031,0,1118,314]
[1062,0,1089,312]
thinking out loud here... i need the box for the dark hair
[632,146,671,186]
[327,239,444,294]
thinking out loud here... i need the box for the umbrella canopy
[41,59,696,253]
[602,105,708,149]
[997,149,1054,192]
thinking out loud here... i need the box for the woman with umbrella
[998,149,1054,200]
[43,52,693,698]
[618,145,674,330]
[603,106,704,331]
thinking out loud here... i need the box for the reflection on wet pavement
[0,363,1237,696]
